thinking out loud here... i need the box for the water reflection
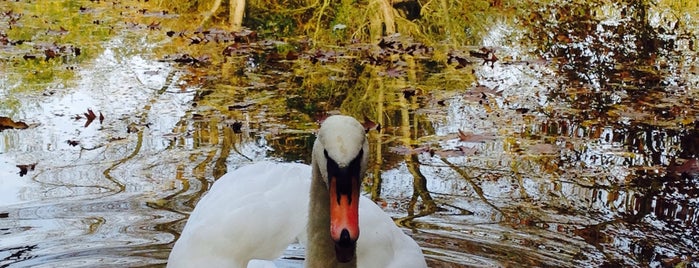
[1,0,698,267]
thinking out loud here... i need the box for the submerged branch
[440,157,506,218]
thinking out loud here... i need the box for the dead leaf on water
[457,129,496,142]
[16,163,37,177]
[0,117,29,131]
[83,109,97,127]
[470,47,498,66]
[402,87,417,100]
[668,158,699,176]
[228,101,256,110]
[361,116,380,132]
[463,84,502,103]
[389,145,432,156]
[527,143,559,155]
[231,121,243,133]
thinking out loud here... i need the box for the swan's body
[167,115,426,268]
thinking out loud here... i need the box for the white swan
[167,115,427,268]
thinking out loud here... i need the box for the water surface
[1,0,698,267]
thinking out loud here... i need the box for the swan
[167,115,427,268]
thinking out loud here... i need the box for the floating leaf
[361,116,380,132]
[447,51,472,69]
[457,129,496,142]
[389,145,413,155]
[382,67,404,78]
[402,87,417,100]
[231,121,243,133]
[0,117,29,131]
[46,27,69,35]
[16,163,36,177]
[108,137,126,142]
[668,158,699,176]
[228,101,255,110]
[527,143,559,155]
[127,123,139,133]
[469,47,498,66]
[147,21,161,30]
[83,109,97,127]
[515,108,530,114]
[463,85,502,102]
[457,146,478,155]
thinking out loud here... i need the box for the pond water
[1,0,698,267]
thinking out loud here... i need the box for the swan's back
[167,161,427,268]
[168,161,311,268]
[356,198,427,268]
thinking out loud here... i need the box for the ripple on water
[0,195,181,267]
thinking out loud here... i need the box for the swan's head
[312,115,369,263]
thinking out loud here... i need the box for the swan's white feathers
[168,115,427,268]
[317,115,366,167]
[168,162,311,268]
[356,198,426,268]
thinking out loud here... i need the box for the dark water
[1,0,698,267]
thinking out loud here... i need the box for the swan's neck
[306,159,357,268]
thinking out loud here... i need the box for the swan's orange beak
[328,173,360,263]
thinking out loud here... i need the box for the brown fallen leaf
[191,114,204,120]
[668,158,699,176]
[434,149,463,158]
[402,87,417,100]
[389,145,429,156]
[457,129,496,142]
[127,123,139,133]
[108,137,126,142]
[228,102,255,110]
[434,146,478,158]
[44,48,57,61]
[457,145,478,155]
[147,21,161,30]
[527,143,559,154]
[16,163,37,177]
[447,51,472,69]
[0,117,29,131]
[84,109,97,127]
[389,145,413,155]
[362,116,380,132]
[231,121,243,133]
[470,47,498,66]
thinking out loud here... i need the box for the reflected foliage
[2,0,699,267]
[516,0,699,265]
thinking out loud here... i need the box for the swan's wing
[356,197,427,268]
[168,162,311,268]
